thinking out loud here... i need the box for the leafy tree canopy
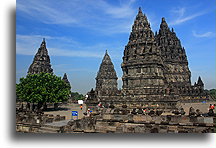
[16,73,71,104]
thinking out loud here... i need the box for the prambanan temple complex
[86,8,208,111]
[18,8,215,133]
[26,7,211,112]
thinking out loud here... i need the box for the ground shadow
[44,107,70,112]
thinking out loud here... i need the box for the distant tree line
[71,92,84,100]
[205,89,216,99]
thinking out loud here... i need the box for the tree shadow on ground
[44,107,70,112]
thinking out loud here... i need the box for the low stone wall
[63,115,215,133]
[16,111,215,133]
[16,123,41,133]
[16,111,66,132]
[16,111,66,124]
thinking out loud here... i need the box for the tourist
[143,108,147,115]
[87,108,91,117]
[210,104,215,110]
[98,103,102,108]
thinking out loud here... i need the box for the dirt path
[44,103,87,120]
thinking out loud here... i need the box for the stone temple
[86,8,208,110]
[95,50,119,97]
[28,38,53,74]
[62,73,71,90]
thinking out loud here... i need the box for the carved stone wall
[121,8,166,99]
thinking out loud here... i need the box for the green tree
[209,89,216,100]
[16,73,71,108]
[71,92,84,100]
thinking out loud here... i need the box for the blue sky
[16,0,215,94]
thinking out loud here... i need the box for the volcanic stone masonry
[28,38,53,74]
[62,73,71,90]
[95,50,118,96]
[87,7,209,109]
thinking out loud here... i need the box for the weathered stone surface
[103,114,112,120]
[62,73,71,89]
[121,7,165,99]
[179,116,190,124]
[28,38,53,74]
[204,117,214,124]
[133,115,145,123]
[17,113,215,133]
[120,7,207,103]
[95,50,118,97]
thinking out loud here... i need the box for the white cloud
[169,7,207,25]
[17,0,137,34]
[192,31,214,38]
[17,1,77,24]
[16,34,103,58]
[172,7,186,18]
[103,0,136,18]
[16,34,123,58]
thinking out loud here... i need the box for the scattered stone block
[133,115,145,123]
[103,114,112,120]
[204,117,213,124]
[180,116,190,124]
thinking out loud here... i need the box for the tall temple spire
[28,38,53,74]
[197,76,204,86]
[96,50,117,80]
[157,17,181,47]
[133,7,151,32]
[137,7,143,18]
[40,38,46,48]
[62,73,71,89]
[96,50,118,96]
[129,7,154,45]
[160,17,169,31]
[155,17,191,87]
[122,7,165,97]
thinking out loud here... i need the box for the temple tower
[197,76,204,88]
[28,38,53,74]
[62,73,71,90]
[121,7,166,99]
[155,18,191,89]
[95,50,118,97]
[195,76,204,93]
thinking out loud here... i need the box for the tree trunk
[54,103,58,110]
[26,102,30,111]
[43,102,47,111]
[37,101,43,110]
[32,103,35,111]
